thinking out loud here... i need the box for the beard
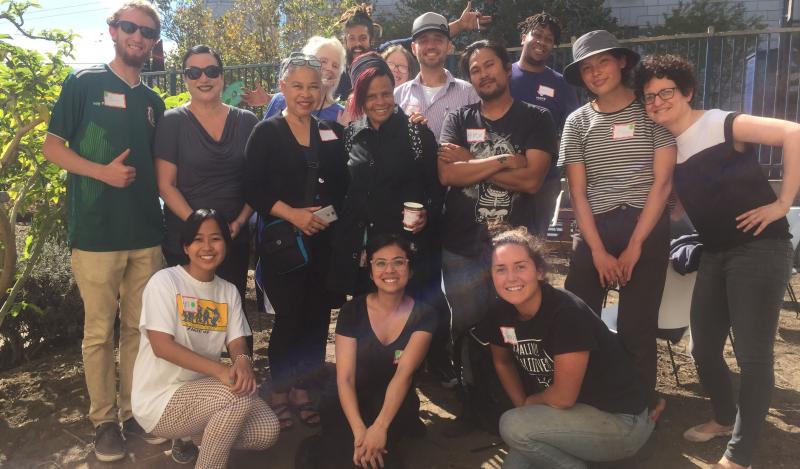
[346,46,371,64]
[476,81,507,102]
[115,40,150,69]
[522,52,547,68]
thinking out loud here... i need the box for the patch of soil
[1,254,799,468]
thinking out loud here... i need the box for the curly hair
[518,11,562,44]
[491,226,549,276]
[339,3,381,40]
[635,53,698,101]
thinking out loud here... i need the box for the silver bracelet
[232,354,252,365]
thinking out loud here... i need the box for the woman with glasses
[381,45,418,88]
[242,36,347,122]
[327,53,443,305]
[636,54,800,469]
[132,209,279,469]
[155,45,256,307]
[244,52,349,432]
[558,31,676,418]
[299,234,435,469]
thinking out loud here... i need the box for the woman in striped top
[557,30,676,418]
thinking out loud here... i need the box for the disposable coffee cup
[403,202,424,231]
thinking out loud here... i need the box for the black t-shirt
[484,283,647,415]
[335,295,437,396]
[439,100,557,257]
[674,110,790,252]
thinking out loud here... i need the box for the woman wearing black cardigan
[244,53,349,431]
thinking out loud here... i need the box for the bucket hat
[562,30,639,87]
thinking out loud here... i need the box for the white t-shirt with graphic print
[132,265,251,432]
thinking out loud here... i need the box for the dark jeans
[690,237,792,467]
[317,380,418,469]
[262,262,333,392]
[565,205,669,402]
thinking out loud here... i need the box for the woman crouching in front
[131,209,279,469]
[300,233,436,469]
[487,227,654,468]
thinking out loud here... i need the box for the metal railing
[144,27,800,177]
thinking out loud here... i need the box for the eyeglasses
[112,20,159,40]
[184,65,223,80]
[642,87,677,105]
[387,62,409,73]
[370,257,410,270]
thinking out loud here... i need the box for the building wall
[604,0,786,29]
[205,0,235,18]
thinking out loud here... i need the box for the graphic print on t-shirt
[513,338,554,387]
[176,294,228,332]
[464,131,521,225]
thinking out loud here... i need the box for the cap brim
[411,26,450,40]
[563,47,640,87]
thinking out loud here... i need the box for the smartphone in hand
[313,205,338,223]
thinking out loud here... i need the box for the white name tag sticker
[537,85,555,98]
[103,91,126,109]
[319,129,338,141]
[467,128,487,143]
[612,123,636,140]
[500,326,518,345]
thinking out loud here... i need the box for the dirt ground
[1,252,799,468]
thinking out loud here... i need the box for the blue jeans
[689,237,792,467]
[499,404,654,469]
[441,248,493,385]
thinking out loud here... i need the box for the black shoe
[94,422,126,462]
[171,439,199,465]
[122,417,168,445]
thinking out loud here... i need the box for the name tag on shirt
[612,123,636,140]
[319,129,338,141]
[393,349,403,364]
[467,128,487,143]
[103,91,126,109]
[537,85,555,98]
[500,326,518,345]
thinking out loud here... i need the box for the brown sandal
[293,401,320,427]
[272,403,294,431]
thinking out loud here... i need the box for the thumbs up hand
[103,149,137,188]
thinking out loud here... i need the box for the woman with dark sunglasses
[154,45,257,307]
[244,53,349,432]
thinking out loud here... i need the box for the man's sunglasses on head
[183,65,223,80]
[112,20,159,40]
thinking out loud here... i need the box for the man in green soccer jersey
[42,1,166,461]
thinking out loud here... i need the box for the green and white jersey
[48,64,165,251]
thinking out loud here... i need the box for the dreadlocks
[518,11,562,44]
[339,3,381,40]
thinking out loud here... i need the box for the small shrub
[0,232,83,370]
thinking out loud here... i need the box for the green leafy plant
[0,0,75,330]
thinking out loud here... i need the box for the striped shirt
[394,69,479,142]
[558,100,675,214]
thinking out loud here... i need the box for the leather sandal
[293,401,321,427]
[272,403,294,431]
